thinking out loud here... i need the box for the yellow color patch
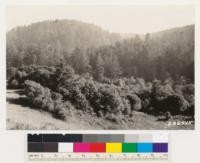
[106,143,122,153]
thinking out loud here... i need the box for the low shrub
[127,93,142,111]
[8,79,19,88]
[163,94,189,114]
[24,80,75,120]
[8,65,194,121]
[137,89,151,111]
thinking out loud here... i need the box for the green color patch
[122,143,137,153]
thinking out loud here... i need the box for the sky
[6,5,194,34]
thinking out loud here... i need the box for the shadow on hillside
[14,90,25,95]
[7,97,32,108]
[7,89,25,95]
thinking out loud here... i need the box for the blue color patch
[137,143,153,153]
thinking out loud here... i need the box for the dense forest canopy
[7,20,194,82]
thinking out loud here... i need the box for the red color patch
[89,143,105,152]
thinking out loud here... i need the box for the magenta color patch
[73,143,90,152]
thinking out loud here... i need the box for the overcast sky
[7,5,194,34]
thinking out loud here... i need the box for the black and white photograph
[6,5,194,130]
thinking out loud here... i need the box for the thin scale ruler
[28,153,168,161]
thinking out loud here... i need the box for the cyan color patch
[137,143,153,153]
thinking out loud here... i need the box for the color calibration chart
[27,134,169,163]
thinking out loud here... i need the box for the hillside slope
[148,25,194,58]
[7,20,194,64]
[6,20,194,81]
[7,89,194,130]
[7,19,121,53]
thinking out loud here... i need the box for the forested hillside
[7,20,194,82]
[7,19,121,67]
[6,20,194,129]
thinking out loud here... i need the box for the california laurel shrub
[24,80,74,120]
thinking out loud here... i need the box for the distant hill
[6,20,194,81]
[148,25,194,58]
[7,19,121,54]
[7,19,194,59]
